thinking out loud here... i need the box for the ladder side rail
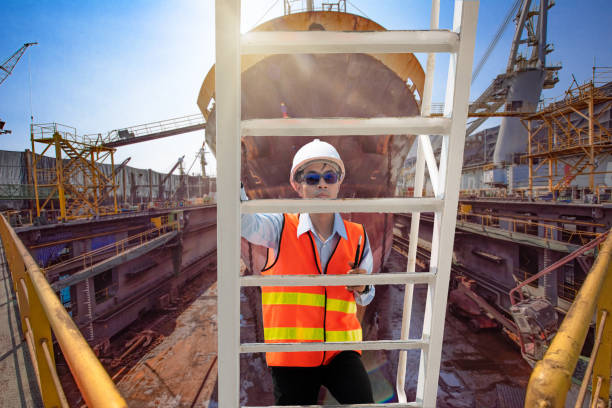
[215,0,242,407]
[398,0,441,399]
[397,139,427,403]
[417,1,479,406]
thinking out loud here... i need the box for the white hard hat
[290,139,345,185]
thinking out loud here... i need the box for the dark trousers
[270,351,374,405]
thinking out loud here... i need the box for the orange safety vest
[261,213,367,367]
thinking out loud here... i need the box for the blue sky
[1,0,610,175]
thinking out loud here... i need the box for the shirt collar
[297,213,348,241]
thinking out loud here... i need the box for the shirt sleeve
[353,231,375,306]
[240,186,283,252]
[241,212,283,252]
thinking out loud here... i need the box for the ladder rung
[245,403,421,408]
[240,339,427,353]
[241,117,452,137]
[241,198,443,214]
[241,30,459,55]
[240,272,435,287]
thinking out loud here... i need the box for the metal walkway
[0,244,42,408]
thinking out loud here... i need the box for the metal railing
[43,220,179,274]
[215,0,478,406]
[457,211,602,245]
[525,228,612,408]
[101,113,205,145]
[0,214,127,407]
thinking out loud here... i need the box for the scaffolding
[522,77,612,198]
[30,123,119,221]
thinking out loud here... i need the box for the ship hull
[205,52,420,273]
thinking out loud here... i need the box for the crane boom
[0,42,37,85]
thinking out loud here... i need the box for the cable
[28,51,33,123]
[187,141,207,175]
[347,1,370,19]
[471,0,521,84]
[252,0,281,28]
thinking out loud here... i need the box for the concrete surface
[0,244,43,407]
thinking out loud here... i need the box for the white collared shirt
[241,211,375,306]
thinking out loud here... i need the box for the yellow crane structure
[29,114,206,222]
[522,72,612,198]
[30,123,119,221]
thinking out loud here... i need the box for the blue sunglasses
[303,171,340,185]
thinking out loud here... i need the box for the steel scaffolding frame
[30,123,119,221]
[522,81,612,197]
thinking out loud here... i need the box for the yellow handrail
[525,228,612,408]
[0,214,127,407]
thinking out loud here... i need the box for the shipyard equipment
[26,113,209,222]
[510,297,558,363]
[158,155,185,201]
[30,123,120,222]
[101,114,206,148]
[0,42,37,86]
[525,231,612,408]
[466,0,560,152]
[522,73,612,197]
[1,42,37,135]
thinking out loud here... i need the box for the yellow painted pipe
[525,229,612,407]
[592,260,612,405]
[1,216,127,407]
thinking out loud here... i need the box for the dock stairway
[214,0,479,406]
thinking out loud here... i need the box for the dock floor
[0,244,42,407]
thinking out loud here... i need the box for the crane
[1,42,37,135]
[465,0,560,164]
[158,156,185,201]
[0,42,37,86]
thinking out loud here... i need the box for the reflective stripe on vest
[326,329,362,342]
[264,327,324,342]
[262,292,325,308]
[260,213,366,367]
[262,292,356,314]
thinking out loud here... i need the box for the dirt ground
[59,249,531,407]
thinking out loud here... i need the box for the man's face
[294,161,341,199]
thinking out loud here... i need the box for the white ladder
[215,1,479,407]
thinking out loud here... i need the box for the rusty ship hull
[198,11,425,274]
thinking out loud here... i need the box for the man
[241,138,375,405]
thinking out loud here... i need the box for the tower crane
[1,42,38,135]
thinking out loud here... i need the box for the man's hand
[346,261,367,293]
